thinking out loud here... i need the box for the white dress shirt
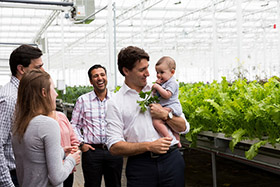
[106,83,190,149]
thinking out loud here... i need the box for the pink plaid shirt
[71,90,111,144]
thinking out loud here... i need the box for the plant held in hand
[137,91,159,112]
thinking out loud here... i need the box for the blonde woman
[12,69,80,187]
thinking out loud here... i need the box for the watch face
[168,112,173,119]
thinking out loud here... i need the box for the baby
[152,56,183,147]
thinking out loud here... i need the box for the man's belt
[130,144,178,159]
[90,144,108,150]
[150,144,178,158]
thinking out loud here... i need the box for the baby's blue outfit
[157,76,182,116]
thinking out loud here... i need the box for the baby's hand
[152,88,156,95]
[152,83,159,93]
[154,82,162,89]
[155,79,162,84]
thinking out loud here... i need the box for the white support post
[107,0,114,90]
[161,22,165,54]
[212,1,218,81]
[113,2,117,88]
[44,31,50,72]
[278,1,280,74]
[140,2,144,48]
[60,11,66,94]
[262,27,267,78]
[67,49,71,86]
[236,0,243,76]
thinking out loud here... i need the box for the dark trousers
[126,149,185,187]
[63,173,74,187]
[82,148,123,187]
[10,169,19,187]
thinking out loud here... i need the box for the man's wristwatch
[166,111,173,121]
[168,111,173,119]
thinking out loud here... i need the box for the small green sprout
[137,91,159,112]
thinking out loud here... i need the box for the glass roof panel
[0,0,279,85]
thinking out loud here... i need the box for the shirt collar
[162,75,175,85]
[121,82,152,94]
[121,83,132,94]
[143,83,152,92]
[91,89,111,101]
[11,76,20,88]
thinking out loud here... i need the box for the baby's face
[155,63,174,84]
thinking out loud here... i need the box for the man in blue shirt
[0,45,44,187]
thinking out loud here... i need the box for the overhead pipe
[0,42,37,46]
[0,3,70,10]
[50,6,109,57]
[0,0,73,6]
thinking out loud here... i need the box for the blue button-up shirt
[0,76,19,187]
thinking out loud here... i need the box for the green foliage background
[56,86,93,104]
[57,77,280,159]
[56,85,122,104]
[179,77,280,159]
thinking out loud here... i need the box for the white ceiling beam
[32,10,60,43]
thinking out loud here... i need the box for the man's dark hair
[88,64,107,79]
[117,46,149,76]
[9,44,43,76]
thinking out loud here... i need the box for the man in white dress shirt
[106,46,190,187]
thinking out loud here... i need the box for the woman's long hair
[13,69,53,141]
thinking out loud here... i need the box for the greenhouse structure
[0,0,280,187]
[1,0,280,88]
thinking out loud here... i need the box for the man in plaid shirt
[0,45,44,187]
[71,64,123,187]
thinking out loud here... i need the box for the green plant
[137,91,159,112]
[56,86,93,103]
[114,85,121,93]
[179,76,280,160]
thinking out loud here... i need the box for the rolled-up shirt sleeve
[105,99,126,150]
[180,113,190,134]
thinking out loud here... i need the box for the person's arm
[106,99,172,156]
[0,99,15,187]
[55,112,80,155]
[149,103,186,133]
[60,112,79,146]
[69,128,79,146]
[70,98,85,143]
[110,137,172,156]
[152,83,172,99]
[41,118,76,186]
